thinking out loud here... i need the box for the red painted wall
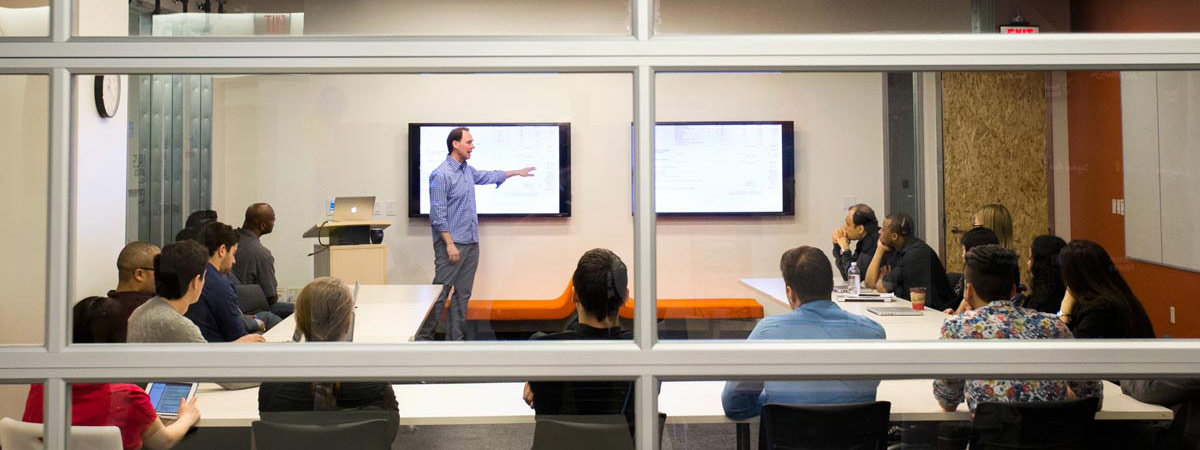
[1068,0,1200,337]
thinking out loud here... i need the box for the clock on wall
[94,75,121,118]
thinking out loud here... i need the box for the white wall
[219,0,973,36]
[212,72,885,299]
[71,0,128,300]
[0,74,48,421]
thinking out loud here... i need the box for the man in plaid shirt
[416,127,535,341]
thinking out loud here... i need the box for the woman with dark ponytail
[258,278,398,433]
[1057,240,1156,339]
[1024,235,1068,314]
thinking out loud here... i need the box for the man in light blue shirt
[722,246,887,419]
[416,127,535,341]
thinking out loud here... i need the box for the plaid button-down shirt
[429,156,507,244]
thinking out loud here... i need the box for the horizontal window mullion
[3,342,1200,381]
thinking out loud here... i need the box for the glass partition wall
[2,0,1200,449]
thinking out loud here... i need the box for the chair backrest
[251,410,397,450]
[760,401,891,450]
[236,284,270,314]
[0,417,123,450]
[529,380,634,416]
[531,415,635,450]
[969,397,1100,450]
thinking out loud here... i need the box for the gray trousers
[418,240,479,341]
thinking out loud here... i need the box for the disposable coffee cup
[910,287,927,310]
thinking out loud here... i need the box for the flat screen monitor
[652,121,794,216]
[408,123,571,218]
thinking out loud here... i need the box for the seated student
[259,277,398,435]
[128,241,264,346]
[973,204,1015,250]
[865,213,955,311]
[1122,378,1200,450]
[722,246,886,420]
[521,249,636,434]
[108,242,161,333]
[1024,235,1068,314]
[933,245,1102,412]
[128,241,262,390]
[185,222,274,342]
[174,209,217,243]
[232,202,293,319]
[948,227,1001,309]
[25,296,200,450]
[1057,240,1156,339]
[831,203,880,282]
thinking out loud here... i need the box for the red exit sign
[1001,26,1039,34]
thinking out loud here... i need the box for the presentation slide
[655,123,790,214]
[414,124,566,216]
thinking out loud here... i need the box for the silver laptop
[867,307,924,317]
[332,196,375,221]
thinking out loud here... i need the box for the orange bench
[617,298,763,320]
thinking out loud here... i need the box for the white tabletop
[191,282,1172,427]
[194,378,1169,427]
[263,284,441,344]
[739,278,951,338]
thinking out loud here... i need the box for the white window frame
[2,0,1200,448]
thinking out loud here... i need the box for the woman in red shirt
[23,296,201,450]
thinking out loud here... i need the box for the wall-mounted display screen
[409,123,571,217]
[653,121,794,216]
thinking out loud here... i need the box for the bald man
[108,242,161,329]
[232,202,293,319]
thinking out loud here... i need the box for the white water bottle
[848,262,861,296]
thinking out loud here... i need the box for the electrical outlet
[374,201,382,216]
[1170,306,1176,324]
[385,201,397,216]
[1112,199,1118,214]
[1118,199,1126,216]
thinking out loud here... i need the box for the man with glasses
[866,213,954,311]
[108,241,161,328]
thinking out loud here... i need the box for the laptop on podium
[332,196,375,222]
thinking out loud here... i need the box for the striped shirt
[429,156,507,244]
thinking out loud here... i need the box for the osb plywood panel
[942,72,1050,281]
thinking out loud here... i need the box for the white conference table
[193,283,1170,447]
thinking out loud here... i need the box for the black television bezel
[647,121,796,217]
[408,122,572,218]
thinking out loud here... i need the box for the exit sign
[1000,26,1039,34]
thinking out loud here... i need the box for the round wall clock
[94,75,121,118]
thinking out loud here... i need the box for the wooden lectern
[302,220,392,284]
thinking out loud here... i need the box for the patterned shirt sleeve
[429,171,450,233]
[933,319,966,408]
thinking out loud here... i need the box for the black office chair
[969,397,1100,450]
[531,414,635,450]
[759,401,891,450]
[252,410,398,450]
[236,284,270,315]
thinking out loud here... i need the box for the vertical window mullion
[49,0,70,42]
[47,67,71,353]
[635,374,660,450]
[633,65,657,351]
[43,378,69,450]
[634,0,654,40]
